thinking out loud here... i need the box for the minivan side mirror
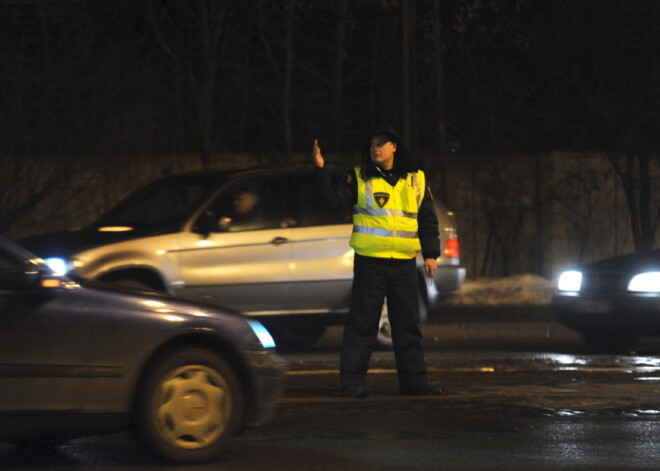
[194,212,220,237]
[195,212,234,237]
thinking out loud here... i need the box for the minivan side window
[197,175,295,232]
[296,172,352,227]
[95,180,213,230]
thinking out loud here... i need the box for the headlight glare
[558,270,582,292]
[628,272,660,292]
[44,257,69,276]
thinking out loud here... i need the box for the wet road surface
[3,307,660,470]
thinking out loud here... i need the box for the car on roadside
[0,235,287,463]
[552,250,660,353]
[19,165,465,349]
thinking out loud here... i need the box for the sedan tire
[134,348,244,463]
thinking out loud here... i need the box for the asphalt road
[4,306,660,470]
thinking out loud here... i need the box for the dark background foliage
[2,0,657,158]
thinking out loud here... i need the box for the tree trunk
[332,0,348,151]
[431,0,449,204]
[401,0,413,143]
[282,0,296,159]
[610,152,656,252]
[197,0,226,168]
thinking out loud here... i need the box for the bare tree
[608,153,660,252]
[148,0,229,168]
[430,0,449,204]
[401,0,414,144]
[0,158,64,235]
[0,1,103,236]
[331,0,349,151]
[282,0,297,158]
[250,0,298,158]
[550,164,612,263]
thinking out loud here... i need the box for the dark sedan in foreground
[0,235,287,463]
[552,250,660,353]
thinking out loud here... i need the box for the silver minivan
[21,165,465,349]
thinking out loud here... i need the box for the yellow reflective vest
[350,166,425,259]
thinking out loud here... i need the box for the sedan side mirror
[194,212,221,237]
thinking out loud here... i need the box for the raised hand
[312,139,324,168]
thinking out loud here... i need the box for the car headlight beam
[44,257,69,276]
[558,270,582,292]
[628,272,660,292]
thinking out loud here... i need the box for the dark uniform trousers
[340,254,430,392]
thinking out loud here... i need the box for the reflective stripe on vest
[349,167,425,259]
[353,207,418,219]
[352,225,419,239]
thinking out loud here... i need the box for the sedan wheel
[135,348,243,463]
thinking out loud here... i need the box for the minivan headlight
[558,270,582,292]
[628,272,660,292]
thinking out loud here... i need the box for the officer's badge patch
[374,192,390,208]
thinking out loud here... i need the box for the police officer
[313,130,441,398]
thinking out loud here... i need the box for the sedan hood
[584,250,660,272]
[64,277,251,334]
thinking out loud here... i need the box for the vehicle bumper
[552,293,660,335]
[243,349,288,428]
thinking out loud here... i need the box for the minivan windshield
[92,176,224,230]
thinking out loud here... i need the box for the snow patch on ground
[448,274,555,306]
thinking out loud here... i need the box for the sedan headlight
[558,270,582,292]
[628,272,660,292]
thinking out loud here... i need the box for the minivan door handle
[270,237,288,245]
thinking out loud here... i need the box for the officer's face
[370,137,397,170]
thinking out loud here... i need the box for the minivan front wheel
[135,348,243,464]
